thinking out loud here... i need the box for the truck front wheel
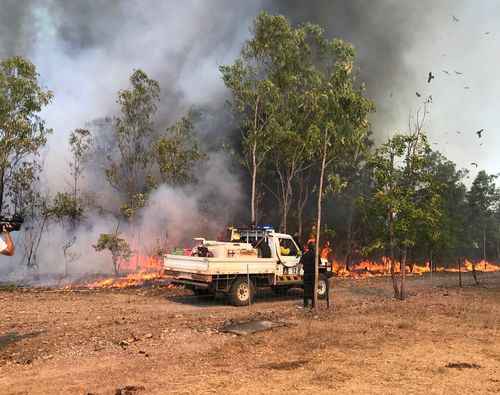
[317,273,328,300]
[228,278,255,306]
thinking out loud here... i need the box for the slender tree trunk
[388,152,399,299]
[251,141,257,225]
[113,258,119,276]
[389,214,399,298]
[483,222,486,261]
[458,258,462,287]
[279,173,292,233]
[428,249,432,270]
[483,222,487,285]
[314,126,329,313]
[400,246,407,300]
[471,260,479,285]
[296,172,310,239]
[346,200,353,271]
[0,168,4,211]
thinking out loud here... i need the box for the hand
[2,222,12,233]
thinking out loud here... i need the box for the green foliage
[0,56,53,211]
[105,69,160,206]
[365,131,439,251]
[220,12,374,230]
[119,192,149,219]
[220,12,292,223]
[156,115,206,186]
[466,170,500,259]
[93,231,132,275]
[52,192,82,220]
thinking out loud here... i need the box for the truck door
[277,237,301,274]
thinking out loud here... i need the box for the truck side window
[279,239,297,256]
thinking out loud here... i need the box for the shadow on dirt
[165,288,305,308]
[0,331,43,350]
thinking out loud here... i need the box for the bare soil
[0,272,499,394]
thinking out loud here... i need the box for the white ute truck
[164,227,332,306]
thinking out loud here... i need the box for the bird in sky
[464,85,470,89]
[452,15,459,22]
[416,92,421,97]
[456,131,461,134]
[485,31,490,34]
[442,70,450,75]
[470,162,478,167]
[428,72,434,83]
[454,71,463,75]
[476,129,484,138]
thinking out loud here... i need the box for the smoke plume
[0,0,498,281]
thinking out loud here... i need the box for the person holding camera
[0,222,14,256]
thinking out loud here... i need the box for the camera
[0,214,24,231]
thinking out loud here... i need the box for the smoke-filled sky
[1,0,499,278]
[1,0,498,182]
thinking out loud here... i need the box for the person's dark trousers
[303,272,315,308]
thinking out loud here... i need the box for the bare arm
[1,224,15,256]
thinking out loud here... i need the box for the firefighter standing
[300,241,317,308]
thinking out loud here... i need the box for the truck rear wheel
[317,273,328,300]
[228,277,255,306]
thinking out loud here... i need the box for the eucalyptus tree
[0,56,53,213]
[156,114,206,187]
[466,171,499,263]
[366,113,442,300]
[105,69,160,217]
[220,12,290,226]
[308,39,374,308]
[52,128,92,230]
[415,151,468,265]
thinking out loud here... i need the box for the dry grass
[0,272,498,394]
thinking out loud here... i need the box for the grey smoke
[0,0,498,280]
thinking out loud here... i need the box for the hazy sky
[1,0,499,183]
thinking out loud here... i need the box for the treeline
[1,12,499,275]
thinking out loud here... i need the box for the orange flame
[65,254,166,289]
[331,258,500,278]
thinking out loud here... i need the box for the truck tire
[228,277,255,306]
[317,273,328,300]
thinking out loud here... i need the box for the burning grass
[332,259,500,278]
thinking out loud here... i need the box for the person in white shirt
[0,223,14,256]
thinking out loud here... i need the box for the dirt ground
[0,272,498,395]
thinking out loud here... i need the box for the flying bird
[454,71,463,75]
[428,72,435,83]
[416,92,422,97]
[470,162,478,167]
[456,131,461,134]
[442,70,450,75]
[485,32,490,34]
[452,15,459,22]
[464,85,470,89]
[476,129,484,138]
